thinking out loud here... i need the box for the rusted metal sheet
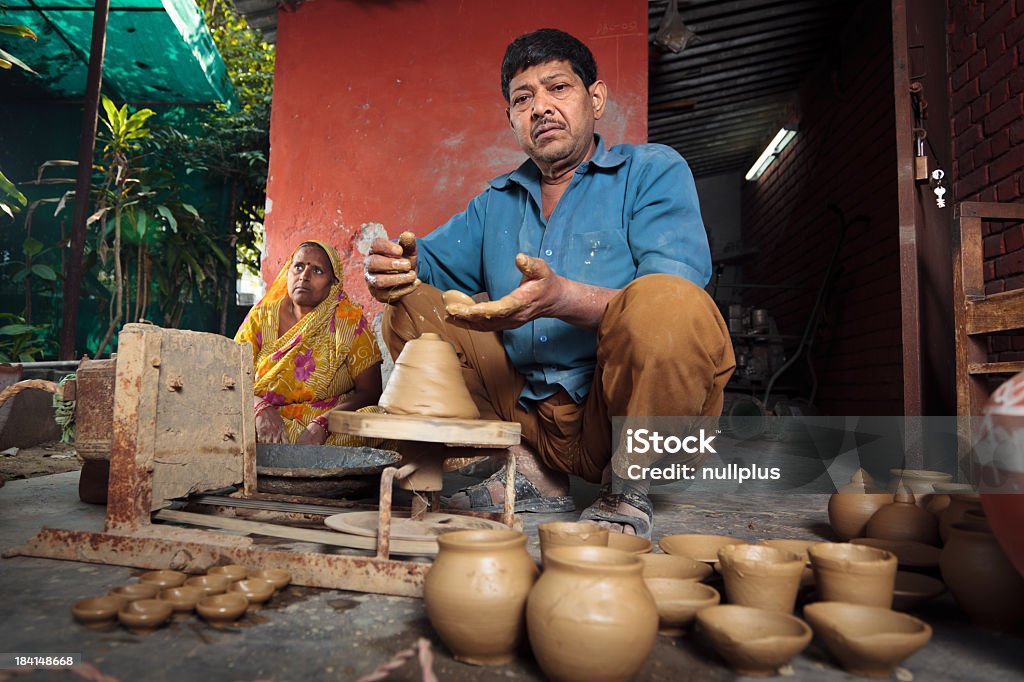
[75,358,116,462]
[5,527,427,597]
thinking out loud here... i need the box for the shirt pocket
[567,230,633,286]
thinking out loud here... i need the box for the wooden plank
[154,509,438,555]
[958,201,1024,221]
[965,290,1024,334]
[330,410,520,447]
[967,362,1024,375]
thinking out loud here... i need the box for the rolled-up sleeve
[416,193,488,294]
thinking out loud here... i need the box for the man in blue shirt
[365,28,734,537]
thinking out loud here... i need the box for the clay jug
[527,546,658,682]
[940,520,1024,631]
[865,487,940,546]
[828,469,892,540]
[424,529,538,665]
[939,493,982,544]
[379,332,480,418]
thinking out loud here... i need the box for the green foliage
[0,313,56,362]
[0,21,35,218]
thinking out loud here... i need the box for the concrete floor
[1,470,1022,681]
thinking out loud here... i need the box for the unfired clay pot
[803,602,932,678]
[72,596,128,626]
[379,332,480,419]
[527,545,657,682]
[138,570,187,589]
[939,520,1024,631]
[606,532,654,555]
[892,571,946,612]
[717,544,804,613]
[697,604,813,677]
[638,553,713,582]
[117,598,173,631]
[644,578,720,634]
[159,586,203,615]
[939,492,983,544]
[888,468,952,508]
[927,483,975,519]
[229,578,275,609]
[425,529,537,665]
[659,534,747,563]
[808,543,897,608]
[849,537,941,569]
[184,574,230,596]
[250,569,291,592]
[828,469,892,540]
[865,488,940,546]
[109,583,160,602]
[197,592,249,625]
[538,522,608,565]
[208,564,249,582]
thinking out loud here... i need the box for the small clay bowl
[72,596,128,626]
[697,604,813,677]
[159,586,204,614]
[538,522,609,564]
[109,582,161,602]
[249,569,291,592]
[660,534,748,563]
[717,544,805,613]
[808,543,898,608]
[184,574,231,596]
[645,578,720,634]
[229,578,275,608]
[138,570,188,589]
[892,571,946,612]
[804,601,932,677]
[606,532,654,554]
[197,592,249,625]
[638,553,713,581]
[207,564,249,582]
[850,537,941,569]
[117,598,173,631]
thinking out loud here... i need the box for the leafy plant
[0,21,36,219]
[0,313,56,362]
[0,237,59,324]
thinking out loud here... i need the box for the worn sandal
[578,488,654,539]
[442,467,576,513]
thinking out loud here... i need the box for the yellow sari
[234,241,381,445]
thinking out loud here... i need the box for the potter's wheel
[324,511,507,542]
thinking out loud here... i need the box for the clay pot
[865,488,940,546]
[717,545,804,613]
[229,578,275,609]
[976,374,1024,575]
[808,543,897,608]
[659,534,748,563]
[538,522,608,565]
[979,470,1024,575]
[118,598,173,631]
[208,564,249,582]
[849,537,941,569]
[638,553,713,582]
[109,583,161,602]
[527,545,657,682]
[888,468,952,508]
[379,332,480,419]
[892,571,946,612]
[828,469,893,541]
[425,529,537,665]
[72,596,127,627]
[197,592,249,625]
[606,532,653,555]
[939,492,982,544]
[644,579,720,634]
[804,602,932,678]
[184,574,231,596]
[758,539,816,588]
[138,570,188,589]
[927,483,975,519]
[697,605,813,677]
[250,569,291,592]
[158,586,203,614]
[939,520,1024,631]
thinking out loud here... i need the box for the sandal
[578,487,654,539]
[442,467,576,513]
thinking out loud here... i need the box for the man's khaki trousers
[383,274,735,483]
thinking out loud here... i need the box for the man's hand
[365,231,421,303]
[444,253,563,331]
[255,407,287,444]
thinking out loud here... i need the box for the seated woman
[235,240,382,445]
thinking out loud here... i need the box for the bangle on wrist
[312,415,330,431]
[255,399,273,417]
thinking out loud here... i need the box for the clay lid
[109,583,160,601]
[208,564,249,582]
[117,598,173,629]
[196,592,249,622]
[72,596,127,624]
[250,569,291,591]
[659,534,749,563]
[229,578,275,604]
[892,571,946,611]
[184,574,231,596]
[158,586,203,611]
[138,570,187,589]
[638,553,713,581]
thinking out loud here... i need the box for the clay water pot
[606,532,653,555]
[638,553,713,582]
[379,332,479,418]
[697,605,812,677]
[803,602,932,678]
[424,529,537,665]
[72,596,128,627]
[939,492,982,544]
[538,522,608,565]
[109,583,160,602]
[184,574,231,596]
[250,569,291,592]
[229,578,275,609]
[939,520,1024,631]
[828,470,893,540]
[208,564,249,582]
[527,545,657,682]
[158,586,203,615]
[865,488,940,546]
[644,578,720,634]
[808,543,897,608]
[892,571,946,612]
[138,570,187,589]
[659,534,747,563]
[717,544,804,613]
[197,592,249,625]
[117,598,173,631]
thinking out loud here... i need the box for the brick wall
[740,2,902,415]
[948,0,1024,362]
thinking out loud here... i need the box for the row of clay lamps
[71,566,291,632]
[829,468,1024,631]
[422,524,935,680]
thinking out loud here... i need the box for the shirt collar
[488,134,627,190]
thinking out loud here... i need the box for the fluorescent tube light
[745,127,798,181]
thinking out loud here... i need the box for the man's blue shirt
[415,134,711,405]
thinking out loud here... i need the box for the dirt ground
[0,440,81,484]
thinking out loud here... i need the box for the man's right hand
[365,231,421,303]
[256,407,288,444]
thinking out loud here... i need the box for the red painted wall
[264,0,649,315]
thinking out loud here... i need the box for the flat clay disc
[324,511,507,543]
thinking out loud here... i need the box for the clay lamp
[72,596,127,628]
[158,586,204,616]
[892,571,946,612]
[644,578,720,634]
[659,534,748,563]
[807,542,898,608]
[865,486,940,546]
[229,578,275,610]
[109,583,160,602]
[197,593,249,626]
[849,537,941,570]
[717,544,805,613]
[697,604,813,677]
[638,553,713,582]
[208,564,249,582]
[138,570,187,589]
[184,574,231,596]
[538,522,608,565]
[117,598,173,632]
[803,602,932,678]
[606,532,654,555]
[250,569,291,593]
